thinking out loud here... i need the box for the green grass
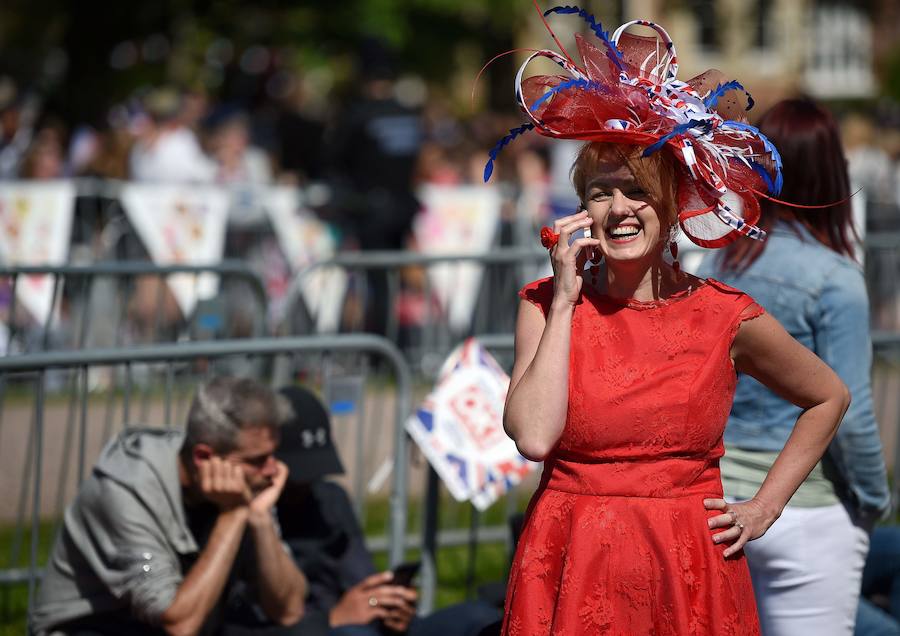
[0,493,529,634]
[0,520,57,636]
[366,491,524,608]
[371,542,510,608]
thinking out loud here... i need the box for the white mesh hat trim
[681,189,744,241]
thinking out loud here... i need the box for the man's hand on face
[197,456,252,511]
[329,571,418,631]
[248,460,289,518]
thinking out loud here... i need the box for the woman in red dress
[483,7,853,635]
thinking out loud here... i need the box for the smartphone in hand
[390,561,421,588]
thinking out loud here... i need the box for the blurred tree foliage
[0,0,531,125]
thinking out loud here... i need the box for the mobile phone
[566,215,592,245]
[390,561,421,587]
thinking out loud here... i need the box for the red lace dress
[503,277,763,636]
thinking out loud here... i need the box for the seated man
[270,385,500,636]
[30,376,307,635]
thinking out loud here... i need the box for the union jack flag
[406,338,538,510]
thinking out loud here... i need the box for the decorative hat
[483,4,784,248]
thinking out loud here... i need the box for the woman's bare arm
[706,312,850,556]
[503,211,599,461]
[503,298,574,460]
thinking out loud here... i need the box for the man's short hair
[181,376,282,459]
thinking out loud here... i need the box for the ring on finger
[540,226,560,250]
[728,510,738,525]
[369,596,379,607]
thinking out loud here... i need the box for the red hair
[571,142,678,227]
[721,98,857,271]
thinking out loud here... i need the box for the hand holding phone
[390,561,421,588]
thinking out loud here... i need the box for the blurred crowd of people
[0,44,558,350]
[0,61,556,250]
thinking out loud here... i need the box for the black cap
[277,386,345,483]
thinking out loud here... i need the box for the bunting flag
[262,186,347,333]
[120,183,229,317]
[406,338,538,511]
[0,180,75,326]
[413,186,501,333]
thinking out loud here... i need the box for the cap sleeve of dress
[518,277,554,317]
[731,295,766,348]
[704,278,766,340]
[736,296,765,323]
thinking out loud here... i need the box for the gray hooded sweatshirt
[30,428,207,633]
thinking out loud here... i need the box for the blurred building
[516,0,886,111]
[665,0,875,104]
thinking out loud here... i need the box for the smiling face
[584,163,664,263]
[573,143,676,266]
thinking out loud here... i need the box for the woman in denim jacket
[698,97,891,635]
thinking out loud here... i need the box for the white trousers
[742,503,869,636]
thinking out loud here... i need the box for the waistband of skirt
[541,455,723,499]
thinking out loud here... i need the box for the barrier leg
[420,466,440,614]
[466,506,480,600]
[27,372,45,618]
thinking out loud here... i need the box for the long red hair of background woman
[721,97,858,271]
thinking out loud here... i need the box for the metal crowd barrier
[0,335,412,623]
[872,332,900,510]
[3,331,900,622]
[417,333,518,613]
[280,237,899,376]
[1,261,268,354]
[281,249,547,376]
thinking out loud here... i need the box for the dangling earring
[588,246,602,287]
[669,226,682,279]
[670,240,680,277]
